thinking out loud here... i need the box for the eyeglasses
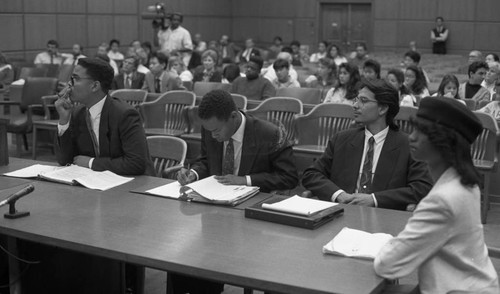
[70,75,94,85]
[353,96,378,105]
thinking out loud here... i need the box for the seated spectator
[193,33,207,53]
[309,41,328,63]
[218,35,240,64]
[327,43,348,66]
[142,52,183,93]
[34,39,63,65]
[222,63,241,84]
[404,65,430,100]
[485,53,500,65]
[231,56,275,101]
[349,43,369,70]
[111,56,145,90]
[481,62,500,99]
[62,44,86,65]
[289,40,305,67]
[168,55,193,82]
[107,39,124,63]
[458,50,483,74]
[141,41,153,65]
[130,40,142,51]
[434,74,461,100]
[132,47,151,74]
[302,79,432,210]
[236,38,260,64]
[403,51,430,84]
[0,51,14,89]
[363,59,381,80]
[323,62,360,105]
[305,58,337,94]
[386,68,416,106]
[408,40,417,52]
[268,36,284,60]
[96,43,119,75]
[192,49,222,83]
[458,61,490,103]
[478,81,500,119]
[269,59,300,90]
[263,51,298,83]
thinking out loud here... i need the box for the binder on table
[245,195,344,229]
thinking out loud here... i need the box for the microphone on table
[1,184,34,219]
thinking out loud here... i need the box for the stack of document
[4,164,133,191]
[262,195,337,216]
[145,175,259,206]
[323,227,393,260]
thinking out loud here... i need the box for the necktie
[50,54,53,64]
[85,109,100,157]
[125,75,131,89]
[358,137,374,193]
[155,77,161,93]
[222,139,234,175]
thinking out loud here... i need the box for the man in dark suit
[142,51,183,93]
[111,56,145,90]
[236,38,260,64]
[217,34,240,64]
[175,89,298,294]
[55,57,154,176]
[302,79,432,210]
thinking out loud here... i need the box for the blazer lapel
[347,130,365,191]
[238,115,257,176]
[372,130,400,191]
[98,97,111,157]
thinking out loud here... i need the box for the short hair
[273,59,290,71]
[363,59,381,78]
[356,43,367,51]
[317,58,337,86]
[319,40,329,48]
[249,56,264,70]
[167,55,185,71]
[360,78,400,130]
[198,90,237,121]
[276,52,292,63]
[151,52,169,69]
[77,58,114,93]
[95,54,110,63]
[141,41,152,52]
[201,49,218,64]
[169,12,183,22]
[281,47,293,54]
[404,51,421,64]
[437,74,460,98]
[468,61,489,77]
[0,51,9,65]
[109,39,120,47]
[290,40,301,47]
[273,36,283,43]
[47,40,59,48]
[436,16,444,22]
[123,55,140,69]
[222,64,241,83]
[486,53,500,62]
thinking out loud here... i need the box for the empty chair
[109,89,148,107]
[139,90,196,137]
[193,82,231,98]
[18,67,48,80]
[394,106,418,134]
[32,95,59,159]
[276,87,322,105]
[147,136,187,178]
[472,111,500,223]
[230,93,247,110]
[246,97,303,144]
[35,64,60,78]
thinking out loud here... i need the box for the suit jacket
[142,71,183,93]
[111,72,145,90]
[236,48,260,64]
[192,66,223,83]
[218,43,240,64]
[301,127,433,210]
[459,82,490,104]
[192,113,298,193]
[374,168,499,294]
[56,96,155,176]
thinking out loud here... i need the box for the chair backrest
[57,64,74,84]
[193,82,231,98]
[295,103,354,147]
[463,98,477,110]
[185,105,201,134]
[19,67,48,80]
[147,136,187,178]
[247,97,304,144]
[182,80,193,91]
[230,93,248,110]
[35,64,60,78]
[20,77,59,111]
[276,87,322,104]
[477,99,490,110]
[140,90,196,131]
[110,89,148,107]
[40,95,59,120]
[471,111,499,168]
[394,106,418,134]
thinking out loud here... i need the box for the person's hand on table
[348,193,375,207]
[73,155,91,168]
[177,168,196,185]
[336,192,354,204]
[214,175,246,186]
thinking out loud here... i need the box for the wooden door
[320,3,371,54]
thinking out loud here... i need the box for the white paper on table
[146,181,183,199]
[4,164,62,178]
[262,195,338,216]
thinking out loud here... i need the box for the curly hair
[337,62,361,100]
[410,117,481,187]
[198,89,237,121]
[406,65,428,96]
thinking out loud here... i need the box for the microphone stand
[4,200,30,219]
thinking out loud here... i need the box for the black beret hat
[417,97,483,143]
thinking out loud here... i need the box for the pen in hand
[177,163,194,186]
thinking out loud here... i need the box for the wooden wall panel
[373,20,397,48]
[114,0,137,14]
[187,0,232,16]
[140,19,158,45]
[232,18,261,43]
[442,22,474,51]
[256,19,294,46]
[231,0,260,17]
[87,16,114,47]
[187,17,232,44]
[57,15,88,49]
[293,19,317,47]
[373,0,399,20]
[0,15,24,51]
[437,0,474,21]
[474,23,500,52]
[24,15,58,50]
[23,0,56,13]
[399,0,436,20]
[296,0,316,18]
[258,0,296,18]
[114,16,140,45]
[57,0,86,13]
[396,21,433,48]
[0,0,23,13]
[475,0,500,22]
[88,0,113,14]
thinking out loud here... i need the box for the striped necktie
[358,136,374,193]
[222,138,234,175]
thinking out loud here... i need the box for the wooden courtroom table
[0,158,412,294]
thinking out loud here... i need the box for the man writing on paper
[302,79,432,210]
[175,89,298,294]
[55,57,155,176]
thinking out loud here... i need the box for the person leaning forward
[301,79,432,210]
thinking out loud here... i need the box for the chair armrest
[0,100,20,106]
[163,164,183,179]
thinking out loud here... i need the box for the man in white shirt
[34,39,63,65]
[157,12,193,66]
[61,44,86,65]
[263,51,298,82]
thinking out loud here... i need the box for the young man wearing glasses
[302,79,432,210]
[55,57,154,176]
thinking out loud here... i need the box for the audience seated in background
[96,43,119,76]
[192,49,222,83]
[131,47,151,74]
[289,40,306,67]
[231,56,275,101]
[433,74,463,101]
[269,59,300,90]
[327,43,348,66]
[141,41,153,66]
[403,50,430,84]
[362,59,381,80]
[458,61,490,103]
[193,33,207,53]
[485,53,500,65]
[107,39,124,64]
[34,39,63,65]
[404,65,430,100]
[61,44,86,65]
[323,62,360,105]
[309,41,328,63]
[142,52,183,93]
[263,51,298,83]
[481,61,500,100]
[305,58,337,94]
[0,51,14,89]
[349,43,369,70]
[221,62,241,84]
[111,56,145,90]
[236,38,260,64]
[168,55,193,82]
[302,79,432,210]
[268,36,284,60]
[478,81,500,119]
[386,68,416,106]
[458,50,483,74]
[218,35,240,64]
